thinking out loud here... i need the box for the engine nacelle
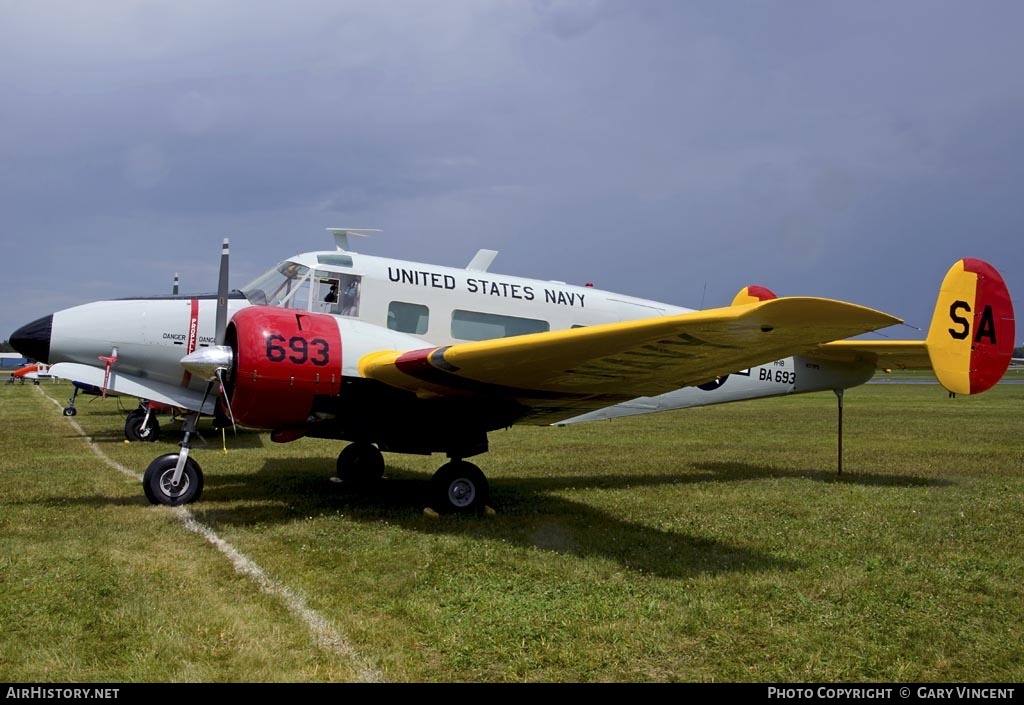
[224,307,342,429]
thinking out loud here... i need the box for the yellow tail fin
[926,259,1015,394]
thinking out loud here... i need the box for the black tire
[143,454,204,506]
[336,442,385,485]
[125,408,161,442]
[63,407,77,417]
[431,461,489,514]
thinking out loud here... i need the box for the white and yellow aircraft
[9,229,1015,513]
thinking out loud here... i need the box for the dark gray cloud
[2,1,1022,342]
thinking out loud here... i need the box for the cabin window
[337,276,362,317]
[451,310,549,341]
[388,302,429,334]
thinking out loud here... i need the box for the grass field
[1,379,1022,682]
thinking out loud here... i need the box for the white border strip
[37,388,383,683]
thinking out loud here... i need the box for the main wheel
[63,407,77,417]
[431,461,489,514]
[143,454,204,506]
[125,408,161,442]
[336,442,385,485]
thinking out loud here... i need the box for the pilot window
[388,302,429,335]
[240,262,311,309]
[280,275,312,311]
[451,310,549,341]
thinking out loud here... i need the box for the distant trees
[0,340,13,353]
[1016,345,1024,359]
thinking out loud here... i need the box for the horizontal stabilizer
[809,258,1015,395]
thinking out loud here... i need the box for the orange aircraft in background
[6,362,49,385]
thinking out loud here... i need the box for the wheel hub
[448,479,476,508]
[158,469,190,498]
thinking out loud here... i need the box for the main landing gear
[142,411,204,506]
[125,403,161,442]
[139,426,491,512]
[335,442,490,514]
[336,441,385,486]
[431,460,489,515]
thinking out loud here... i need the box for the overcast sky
[2,1,1021,344]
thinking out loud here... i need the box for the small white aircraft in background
[9,229,1015,513]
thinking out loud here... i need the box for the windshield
[240,261,311,308]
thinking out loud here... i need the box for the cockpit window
[240,262,311,308]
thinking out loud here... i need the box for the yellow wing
[360,297,900,423]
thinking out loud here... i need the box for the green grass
[1,380,1022,682]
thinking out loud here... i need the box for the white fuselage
[45,247,874,420]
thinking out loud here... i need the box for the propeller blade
[181,239,231,423]
[215,368,237,435]
[197,380,213,418]
[215,238,229,346]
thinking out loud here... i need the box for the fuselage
[10,245,875,424]
[245,248,689,343]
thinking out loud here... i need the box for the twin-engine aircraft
[9,229,1015,513]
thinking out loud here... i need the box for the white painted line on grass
[37,387,384,683]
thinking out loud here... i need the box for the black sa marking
[947,300,998,344]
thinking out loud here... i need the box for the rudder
[731,285,777,306]
[925,258,1015,395]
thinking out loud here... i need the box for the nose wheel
[63,385,81,416]
[142,411,204,505]
[142,453,204,506]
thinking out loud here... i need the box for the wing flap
[361,297,901,406]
